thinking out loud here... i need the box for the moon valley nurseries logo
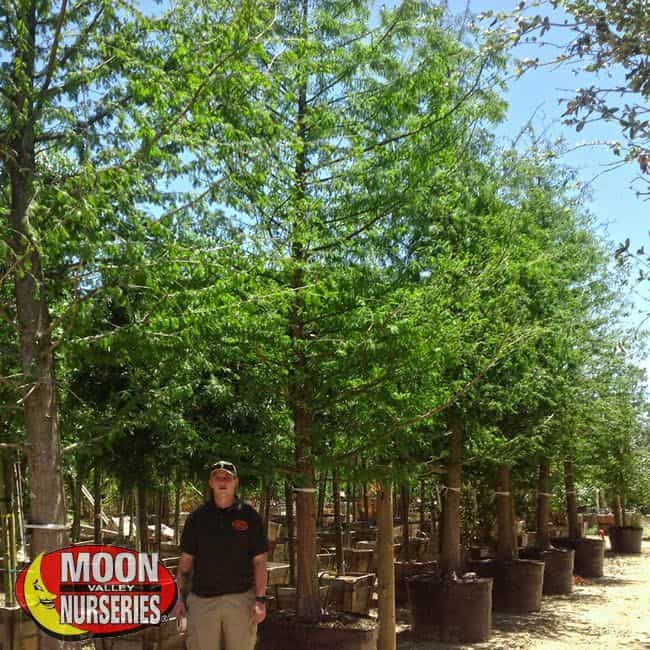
[15,545,178,641]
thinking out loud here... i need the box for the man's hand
[250,600,266,625]
[173,597,186,621]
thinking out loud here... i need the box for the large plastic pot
[406,573,492,643]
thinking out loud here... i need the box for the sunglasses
[210,461,237,475]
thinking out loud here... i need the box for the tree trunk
[620,496,627,526]
[431,483,440,537]
[440,414,462,572]
[94,466,103,544]
[71,461,84,543]
[400,484,410,560]
[419,479,426,529]
[174,478,181,546]
[511,475,518,553]
[333,468,344,576]
[564,459,580,538]
[376,480,396,650]
[118,496,125,542]
[155,487,163,552]
[161,479,169,525]
[535,460,551,550]
[363,482,369,522]
[600,488,608,511]
[137,484,148,552]
[1,451,18,606]
[496,465,515,562]
[128,492,135,544]
[292,405,319,619]
[262,479,272,536]
[7,0,69,585]
[317,470,327,528]
[284,480,296,586]
[613,495,623,527]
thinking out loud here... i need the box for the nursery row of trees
[1,0,648,645]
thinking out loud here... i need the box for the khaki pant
[186,590,257,650]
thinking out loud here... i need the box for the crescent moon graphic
[23,552,87,638]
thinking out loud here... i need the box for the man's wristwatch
[255,596,268,604]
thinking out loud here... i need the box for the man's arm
[250,552,268,624]
[252,552,267,597]
[173,552,194,618]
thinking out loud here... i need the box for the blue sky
[446,0,649,340]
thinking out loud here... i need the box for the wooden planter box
[268,521,283,542]
[317,553,335,571]
[275,586,331,611]
[319,573,375,615]
[343,548,374,573]
[267,562,291,586]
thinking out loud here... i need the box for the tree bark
[94,466,103,544]
[162,479,169,525]
[316,470,327,528]
[137,484,148,552]
[564,459,580,538]
[289,1,320,613]
[5,11,69,650]
[292,400,319,619]
[419,479,426,529]
[496,465,516,562]
[1,451,18,606]
[400,484,410,560]
[431,483,440,536]
[363,482,369,522]
[71,461,84,543]
[284,480,296,586]
[155,487,163,552]
[535,460,551,550]
[376,480,396,650]
[440,414,462,572]
[333,468,344,575]
[613,495,623,527]
[128,492,135,544]
[262,479,272,536]
[174,478,181,546]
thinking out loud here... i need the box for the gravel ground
[397,540,650,650]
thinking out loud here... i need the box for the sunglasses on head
[210,461,237,475]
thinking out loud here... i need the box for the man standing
[174,461,268,650]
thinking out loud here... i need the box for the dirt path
[397,541,650,650]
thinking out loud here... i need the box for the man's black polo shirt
[180,498,268,597]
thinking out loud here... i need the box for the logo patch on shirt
[232,520,248,531]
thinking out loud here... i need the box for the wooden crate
[267,562,290,586]
[319,573,375,615]
[267,521,283,543]
[274,586,330,611]
[343,548,374,573]
[317,553,335,571]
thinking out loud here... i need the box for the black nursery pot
[554,537,605,577]
[257,611,378,650]
[519,547,574,595]
[467,558,544,613]
[609,526,643,554]
[406,573,493,643]
[394,560,437,605]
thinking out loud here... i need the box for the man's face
[209,470,238,500]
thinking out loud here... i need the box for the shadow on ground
[396,589,608,649]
